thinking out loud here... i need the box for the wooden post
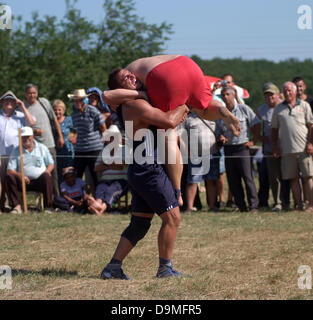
[18,128,28,214]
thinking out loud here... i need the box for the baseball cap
[20,127,34,137]
[263,82,280,94]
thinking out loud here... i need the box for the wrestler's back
[126,55,180,84]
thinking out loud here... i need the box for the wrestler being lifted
[103,55,241,206]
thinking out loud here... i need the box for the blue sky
[4,0,313,62]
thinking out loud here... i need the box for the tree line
[1,0,312,111]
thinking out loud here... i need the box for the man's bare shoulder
[122,99,151,119]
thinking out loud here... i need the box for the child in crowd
[54,167,90,213]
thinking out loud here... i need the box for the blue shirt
[8,140,54,180]
[0,110,26,155]
[216,104,260,145]
[55,116,75,157]
[71,104,104,152]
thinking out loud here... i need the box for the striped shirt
[71,104,104,152]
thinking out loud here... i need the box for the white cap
[20,127,34,137]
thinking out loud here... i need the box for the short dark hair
[222,73,234,81]
[292,76,304,84]
[108,68,123,90]
[221,86,235,96]
[24,83,38,92]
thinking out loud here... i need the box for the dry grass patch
[1,209,313,300]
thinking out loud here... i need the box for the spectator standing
[272,82,313,211]
[292,76,313,112]
[5,127,54,213]
[24,84,64,195]
[86,87,111,124]
[0,91,35,212]
[53,99,75,184]
[216,87,260,213]
[69,89,106,186]
[180,113,219,212]
[257,82,290,211]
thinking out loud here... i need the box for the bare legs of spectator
[184,183,198,212]
[205,179,218,211]
[217,173,226,205]
[87,197,107,216]
[303,177,313,211]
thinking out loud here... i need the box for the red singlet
[145,56,213,112]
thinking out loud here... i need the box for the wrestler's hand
[225,114,241,137]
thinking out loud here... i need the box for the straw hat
[67,89,90,100]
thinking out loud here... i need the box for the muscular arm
[123,99,189,129]
[102,89,148,110]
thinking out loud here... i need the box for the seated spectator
[87,125,128,215]
[0,90,35,212]
[52,99,75,184]
[5,127,54,213]
[54,167,90,213]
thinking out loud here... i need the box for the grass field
[1,199,313,300]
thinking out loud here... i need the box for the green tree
[0,0,173,104]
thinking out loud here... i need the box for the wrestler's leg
[109,213,154,261]
[164,129,184,206]
[191,100,241,136]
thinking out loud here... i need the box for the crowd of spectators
[0,75,313,215]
